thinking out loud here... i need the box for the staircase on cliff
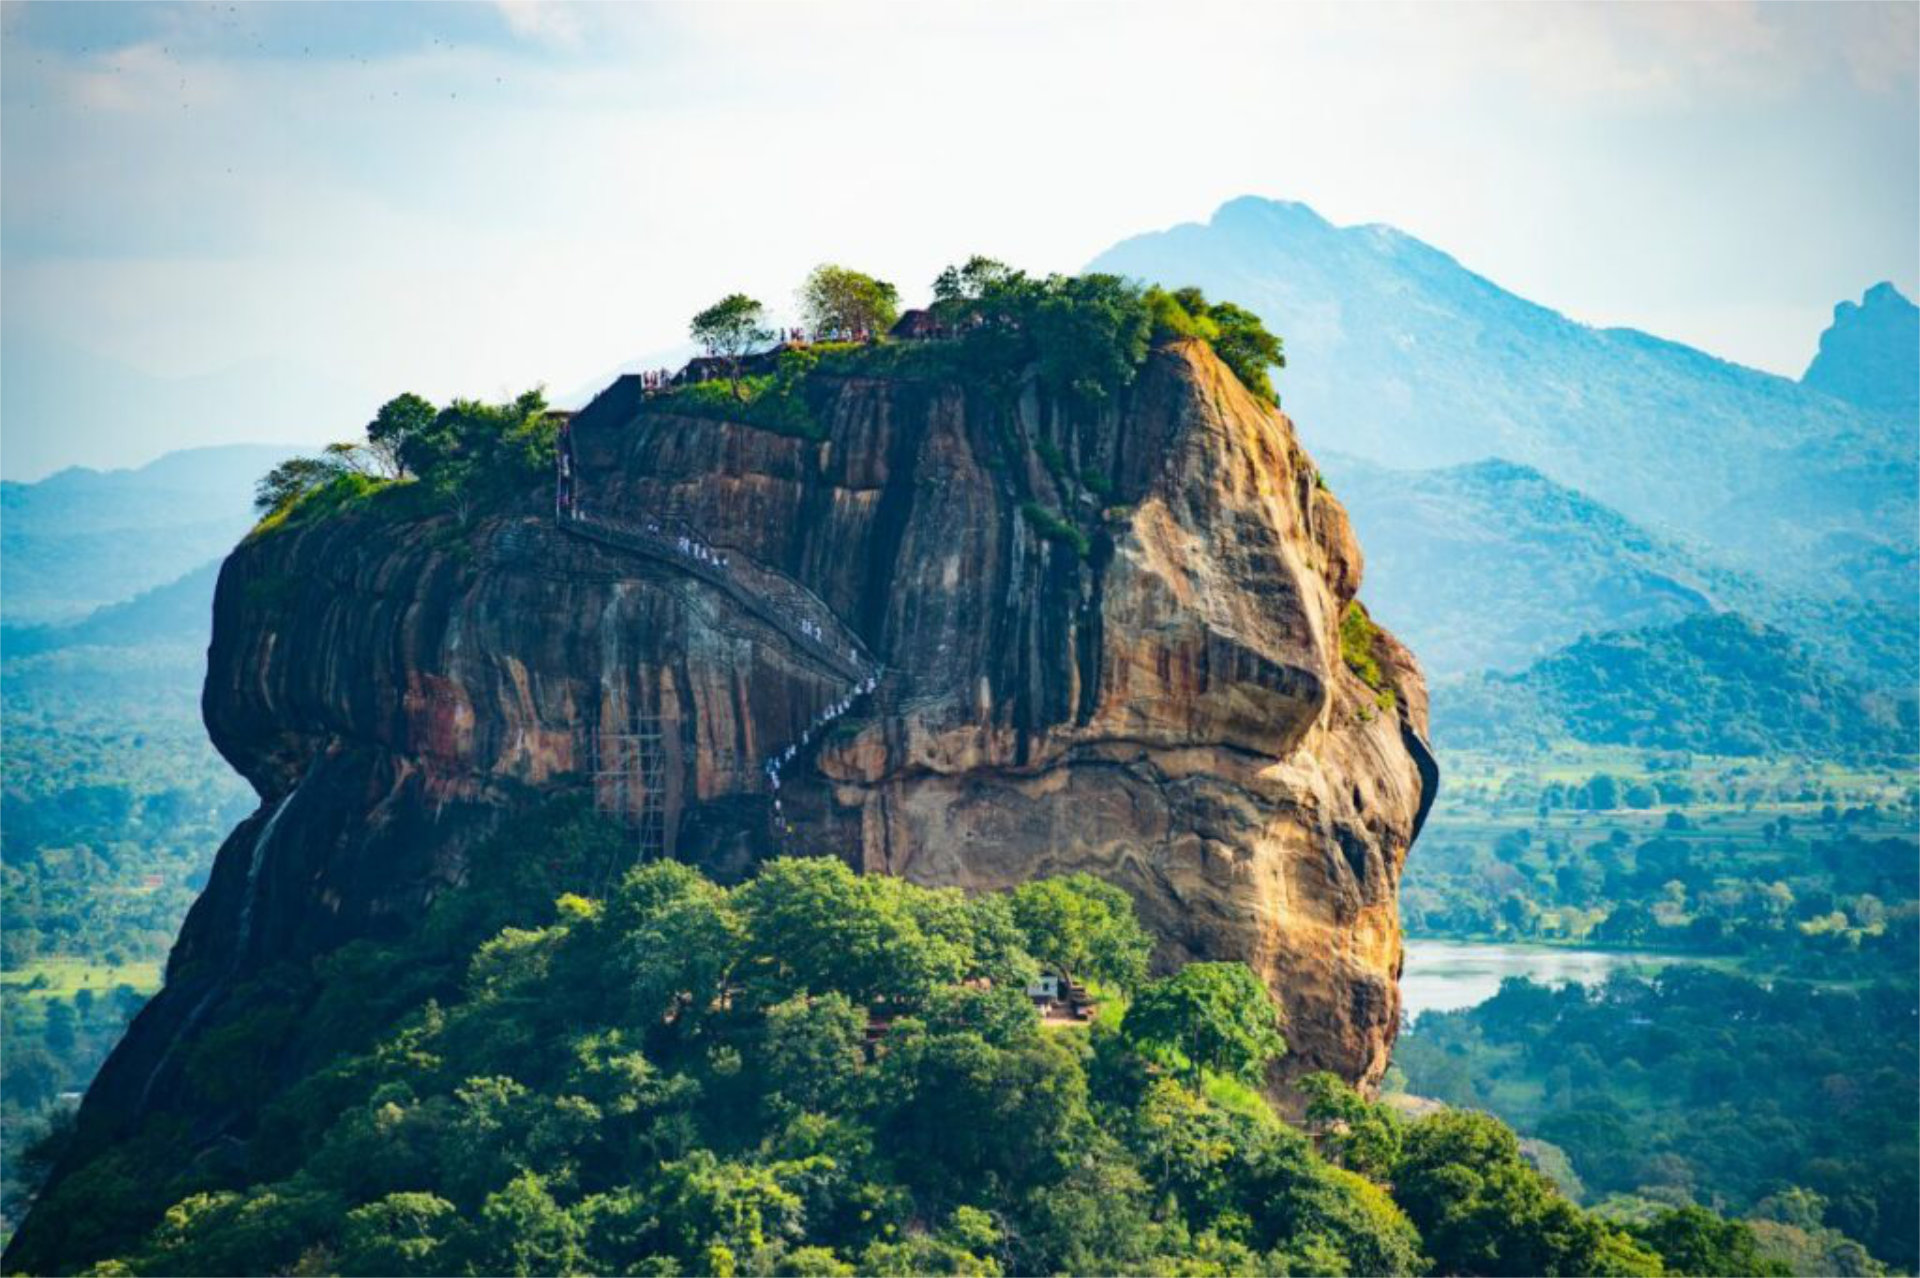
[554,407,882,860]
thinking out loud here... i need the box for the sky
[2,1,1915,480]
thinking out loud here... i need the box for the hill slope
[1090,198,1915,601]
[1320,454,1917,690]
[0,446,289,625]
[1436,612,1915,758]
[1,561,222,658]
[1317,455,1714,675]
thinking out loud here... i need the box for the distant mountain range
[1318,452,1915,692]
[1,561,222,658]
[1092,196,1915,747]
[0,444,287,625]
[1090,198,1916,606]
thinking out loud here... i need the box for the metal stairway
[559,506,872,685]
[555,415,882,850]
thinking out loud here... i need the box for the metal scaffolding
[558,415,884,863]
[590,709,670,892]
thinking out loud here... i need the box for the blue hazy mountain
[1802,281,1920,418]
[1,560,222,658]
[0,444,287,624]
[1437,612,1915,760]
[1090,198,1915,602]
[1321,452,1914,690]
[1317,454,1714,675]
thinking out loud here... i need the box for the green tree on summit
[690,294,774,401]
[799,265,899,339]
[254,454,349,516]
[1031,272,1153,404]
[364,392,437,479]
[254,389,554,526]
[396,389,555,524]
[930,255,1023,310]
[1206,300,1285,404]
[1143,285,1284,405]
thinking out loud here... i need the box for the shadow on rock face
[73,340,1435,1179]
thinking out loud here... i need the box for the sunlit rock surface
[73,341,1434,1175]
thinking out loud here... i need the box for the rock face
[72,340,1433,1158]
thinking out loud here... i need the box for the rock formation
[63,339,1434,1180]
[1802,280,1920,418]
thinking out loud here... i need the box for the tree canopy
[251,390,556,529]
[364,392,437,479]
[920,260,1284,406]
[799,265,899,339]
[1143,285,1286,404]
[1395,1110,1667,1276]
[690,294,774,400]
[1005,874,1152,991]
[1121,961,1288,1083]
[10,812,1755,1277]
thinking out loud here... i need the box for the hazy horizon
[3,1,1916,480]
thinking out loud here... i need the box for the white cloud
[1,1,1913,477]
[493,0,587,47]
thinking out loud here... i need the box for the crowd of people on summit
[637,315,932,398]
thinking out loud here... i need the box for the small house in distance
[855,973,1097,1060]
[1026,972,1097,1023]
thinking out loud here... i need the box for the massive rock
[69,339,1433,1169]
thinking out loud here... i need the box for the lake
[1400,939,1676,1020]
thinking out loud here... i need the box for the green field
[1436,744,1916,811]
[0,957,162,999]
[0,959,161,1034]
[1406,741,1917,959]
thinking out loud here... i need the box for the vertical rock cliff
[60,339,1433,1183]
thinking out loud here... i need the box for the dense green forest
[1396,743,1919,1274]
[1402,747,1919,963]
[12,804,1781,1277]
[2,658,249,967]
[1436,613,1916,760]
[1395,969,1917,1274]
[1,628,253,1239]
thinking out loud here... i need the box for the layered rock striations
[66,339,1434,1175]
